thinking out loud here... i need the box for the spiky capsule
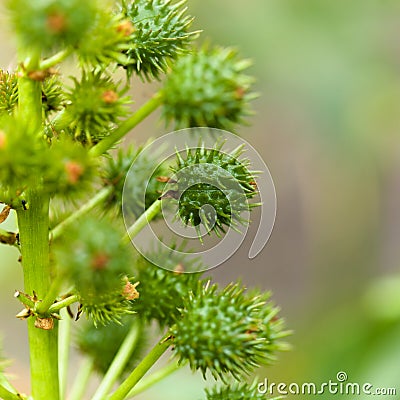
[121,0,198,80]
[77,11,134,68]
[53,218,137,325]
[54,71,130,145]
[102,145,168,218]
[7,0,97,51]
[0,70,64,118]
[0,70,18,116]
[170,281,287,382]
[132,244,203,327]
[169,143,258,237]
[162,45,256,130]
[0,116,48,193]
[44,137,97,197]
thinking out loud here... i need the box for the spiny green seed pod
[55,71,130,145]
[132,244,203,327]
[162,45,256,130]
[101,145,168,218]
[42,75,65,117]
[7,0,97,51]
[1,70,65,119]
[205,380,272,400]
[77,319,146,376]
[53,218,138,325]
[0,116,48,192]
[0,70,18,116]
[121,0,198,80]
[170,281,287,382]
[81,293,135,327]
[77,10,134,68]
[169,143,259,237]
[43,137,97,197]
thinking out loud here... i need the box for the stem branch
[48,295,79,314]
[127,361,182,398]
[123,200,162,243]
[0,384,22,400]
[59,309,72,399]
[36,274,64,314]
[51,187,113,240]
[69,358,94,400]
[39,48,73,70]
[90,92,163,158]
[91,322,141,400]
[109,336,171,400]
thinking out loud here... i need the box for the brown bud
[64,161,84,184]
[46,11,68,34]
[116,20,135,36]
[102,90,119,104]
[35,317,54,330]
[122,281,140,300]
[249,180,258,189]
[91,252,110,270]
[234,86,245,100]
[27,68,58,82]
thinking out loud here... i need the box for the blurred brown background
[1,0,400,398]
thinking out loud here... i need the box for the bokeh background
[1,0,400,398]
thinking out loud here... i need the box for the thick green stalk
[17,191,59,400]
[109,337,171,400]
[90,92,163,158]
[17,49,59,400]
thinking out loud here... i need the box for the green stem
[17,43,60,400]
[17,191,59,400]
[127,362,182,398]
[0,384,22,400]
[68,358,94,400]
[36,274,64,314]
[39,48,72,70]
[48,294,79,314]
[91,322,141,400]
[90,92,163,158]
[59,309,72,400]
[109,337,171,400]
[123,200,162,243]
[51,187,113,240]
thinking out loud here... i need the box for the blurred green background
[1,0,400,398]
